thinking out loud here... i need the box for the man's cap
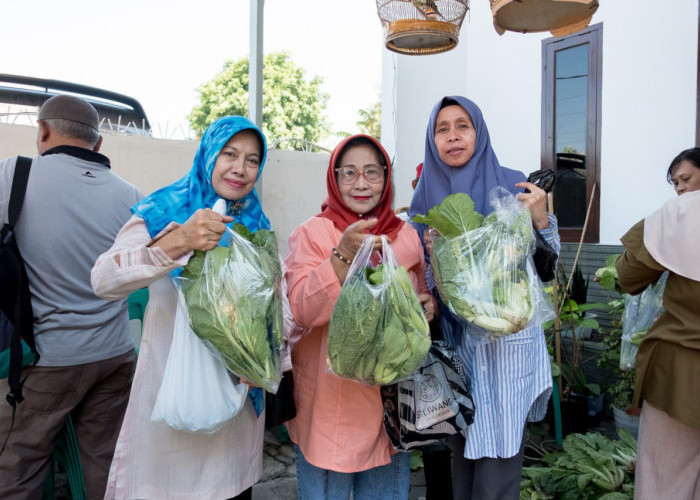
[415,163,423,180]
[38,95,99,131]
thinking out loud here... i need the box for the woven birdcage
[376,0,470,55]
[490,0,599,37]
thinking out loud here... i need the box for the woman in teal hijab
[92,116,270,500]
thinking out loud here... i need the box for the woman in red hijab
[284,135,434,499]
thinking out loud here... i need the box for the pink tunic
[284,217,429,473]
[91,216,264,500]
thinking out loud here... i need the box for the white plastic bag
[151,282,248,433]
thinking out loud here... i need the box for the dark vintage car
[0,73,151,136]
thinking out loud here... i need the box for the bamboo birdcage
[490,0,599,37]
[376,0,470,55]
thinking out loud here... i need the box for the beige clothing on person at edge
[616,190,700,500]
[92,215,264,500]
[634,402,700,500]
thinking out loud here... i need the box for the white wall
[0,123,328,255]
[599,0,697,243]
[381,33,471,209]
[383,0,698,244]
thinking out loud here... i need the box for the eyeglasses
[334,165,387,185]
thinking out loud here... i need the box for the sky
[3,0,384,140]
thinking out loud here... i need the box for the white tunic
[91,215,264,500]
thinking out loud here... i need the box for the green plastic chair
[43,415,85,500]
[128,287,149,352]
[128,288,149,323]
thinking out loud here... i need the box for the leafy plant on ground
[520,430,637,500]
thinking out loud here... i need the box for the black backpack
[0,156,39,407]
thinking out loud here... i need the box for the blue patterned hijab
[132,116,270,237]
[409,96,526,228]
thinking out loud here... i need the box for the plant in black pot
[594,254,641,439]
[546,263,609,436]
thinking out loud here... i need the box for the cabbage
[414,189,551,337]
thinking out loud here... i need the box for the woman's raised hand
[180,208,234,251]
[515,182,549,230]
[336,218,384,260]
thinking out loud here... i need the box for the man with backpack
[0,95,142,498]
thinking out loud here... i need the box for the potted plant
[558,264,605,339]
[546,263,609,436]
[594,255,641,438]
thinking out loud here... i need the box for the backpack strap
[7,156,32,229]
[4,156,34,408]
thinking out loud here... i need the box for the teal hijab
[132,116,270,237]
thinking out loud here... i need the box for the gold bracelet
[332,247,351,265]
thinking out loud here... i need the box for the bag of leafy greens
[620,272,667,370]
[414,187,555,339]
[180,222,284,393]
[327,235,431,385]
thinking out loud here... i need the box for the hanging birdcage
[376,0,470,55]
[490,0,599,37]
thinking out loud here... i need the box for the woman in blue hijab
[409,97,560,500]
[92,116,269,500]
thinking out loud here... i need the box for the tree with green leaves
[356,99,381,140]
[188,51,330,149]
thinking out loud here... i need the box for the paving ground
[52,418,619,499]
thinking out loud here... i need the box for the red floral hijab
[318,134,404,240]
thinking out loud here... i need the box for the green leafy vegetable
[328,262,431,385]
[594,254,622,294]
[414,192,546,336]
[628,329,647,346]
[412,192,483,238]
[181,223,283,393]
[521,430,637,499]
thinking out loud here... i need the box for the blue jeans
[294,445,410,500]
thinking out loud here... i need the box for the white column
[249,0,264,197]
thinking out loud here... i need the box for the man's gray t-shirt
[0,149,143,366]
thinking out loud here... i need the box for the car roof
[0,73,151,135]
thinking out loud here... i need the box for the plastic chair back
[128,288,149,350]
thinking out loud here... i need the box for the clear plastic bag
[620,272,667,370]
[151,283,248,433]
[428,187,555,339]
[180,223,284,393]
[327,235,431,385]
